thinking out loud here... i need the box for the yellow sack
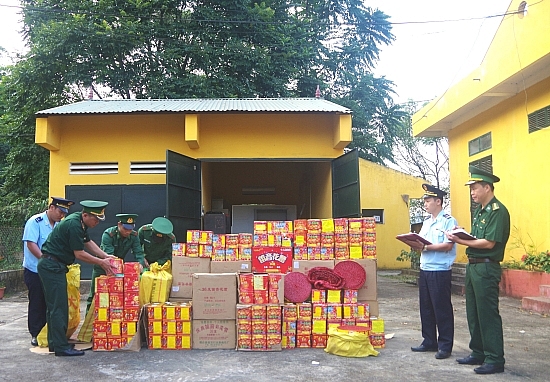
[76,298,95,342]
[325,326,379,358]
[37,264,81,347]
[139,261,172,305]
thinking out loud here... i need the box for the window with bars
[469,155,492,219]
[528,106,550,133]
[468,132,492,156]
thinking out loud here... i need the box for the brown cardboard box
[170,257,211,299]
[335,259,377,301]
[192,273,237,319]
[192,319,236,349]
[367,300,379,318]
[210,260,252,273]
[292,260,334,274]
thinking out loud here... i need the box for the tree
[391,101,450,220]
[0,0,403,202]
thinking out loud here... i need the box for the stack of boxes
[281,304,297,349]
[294,218,376,260]
[145,302,192,350]
[253,221,293,248]
[236,273,284,351]
[191,273,238,349]
[92,260,140,351]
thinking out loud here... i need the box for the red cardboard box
[252,247,292,273]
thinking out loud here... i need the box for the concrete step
[451,274,465,283]
[522,296,550,315]
[540,285,550,298]
[451,281,466,296]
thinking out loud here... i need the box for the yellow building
[413,0,550,262]
[36,98,423,271]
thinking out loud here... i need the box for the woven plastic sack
[76,298,95,342]
[324,326,379,358]
[37,264,81,347]
[139,261,172,305]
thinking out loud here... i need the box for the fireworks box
[291,260,334,274]
[192,319,236,349]
[170,257,211,299]
[192,273,237,320]
[210,260,252,273]
[252,247,292,273]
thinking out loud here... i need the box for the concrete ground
[1,271,549,382]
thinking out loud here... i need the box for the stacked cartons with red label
[369,318,385,348]
[281,304,297,349]
[296,303,312,348]
[236,273,284,351]
[92,262,140,351]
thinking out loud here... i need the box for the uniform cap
[465,165,500,185]
[51,197,74,214]
[152,217,173,236]
[80,200,108,221]
[116,213,138,230]
[422,184,447,199]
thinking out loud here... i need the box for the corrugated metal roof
[36,98,352,115]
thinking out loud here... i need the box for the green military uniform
[38,201,107,354]
[86,214,145,313]
[464,167,510,367]
[138,217,176,266]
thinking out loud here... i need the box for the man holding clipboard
[446,166,510,375]
[397,184,457,360]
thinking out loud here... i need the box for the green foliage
[502,226,550,273]
[396,249,420,270]
[0,197,48,227]
[0,0,405,201]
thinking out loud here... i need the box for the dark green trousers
[37,257,70,352]
[465,262,504,365]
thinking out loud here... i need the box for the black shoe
[474,363,504,374]
[31,337,38,347]
[411,344,438,352]
[435,350,451,359]
[55,348,84,357]
[49,343,74,352]
[456,355,484,365]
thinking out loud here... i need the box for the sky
[0,0,513,105]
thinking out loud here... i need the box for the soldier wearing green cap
[85,213,146,314]
[446,166,510,375]
[37,200,116,357]
[138,217,176,267]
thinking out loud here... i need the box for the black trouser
[24,268,47,337]
[418,269,454,352]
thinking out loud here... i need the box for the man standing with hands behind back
[407,184,457,360]
[22,197,74,347]
[446,166,510,375]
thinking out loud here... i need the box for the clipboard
[395,232,432,245]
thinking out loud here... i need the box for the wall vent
[130,162,166,174]
[528,106,550,133]
[70,162,118,175]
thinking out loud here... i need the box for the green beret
[465,165,500,185]
[152,217,173,235]
[80,200,108,221]
[116,213,138,230]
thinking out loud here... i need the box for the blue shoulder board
[443,213,452,219]
[35,216,43,223]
